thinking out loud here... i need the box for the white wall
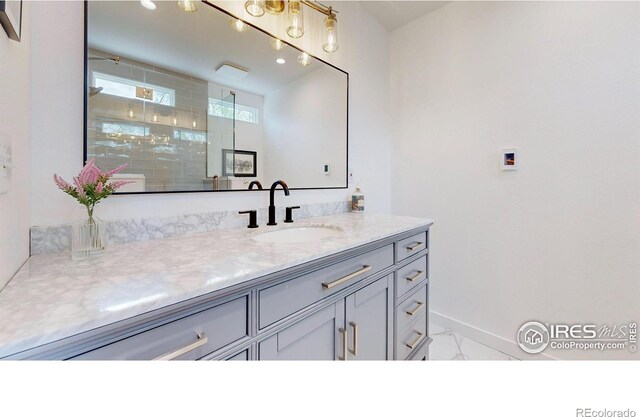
[0,2,30,288]
[390,1,640,359]
[263,67,347,188]
[30,1,391,227]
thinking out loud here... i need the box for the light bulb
[270,38,285,51]
[128,105,134,119]
[153,113,158,122]
[231,19,248,32]
[298,52,310,66]
[245,0,265,17]
[276,58,286,65]
[173,116,178,125]
[286,0,304,38]
[322,13,339,52]
[177,0,198,13]
[140,0,156,10]
[192,119,197,128]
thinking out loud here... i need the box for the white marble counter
[0,213,433,358]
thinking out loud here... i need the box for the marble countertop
[0,213,433,358]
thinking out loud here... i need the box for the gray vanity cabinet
[3,225,431,360]
[344,276,392,360]
[259,301,345,360]
[260,275,392,361]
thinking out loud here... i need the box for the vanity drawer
[395,255,428,300]
[396,312,427,360]
[396,231,427,263]
[259,245,394,329]
[396,284,427,334]
[73,296,248,360]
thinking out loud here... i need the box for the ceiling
[88,1,343,97]
[360,1,450,31]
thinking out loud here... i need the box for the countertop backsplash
[30,201,349,255]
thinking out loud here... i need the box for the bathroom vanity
[0,213,433,360]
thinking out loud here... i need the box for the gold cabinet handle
[406,301,425,316]
[406,270,425,282]
[406,242,425,252]
[405,331,426,350]
[322,265,372,289]
[153,332,208,361]
[349,321,358,356]
[338,327,348,361]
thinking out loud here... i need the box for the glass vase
[71,217,106,260]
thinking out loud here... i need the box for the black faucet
[248,180,263,190]
[268,180,290,226]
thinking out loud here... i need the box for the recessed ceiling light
[276,58,286,64]
[140,0,156,10]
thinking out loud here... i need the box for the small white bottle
[351,185,364,213]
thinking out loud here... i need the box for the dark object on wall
[222,149,257,178]
[0,0,22,42]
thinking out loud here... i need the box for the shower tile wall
[87,49,213,192]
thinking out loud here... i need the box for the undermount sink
[251,225,344,243]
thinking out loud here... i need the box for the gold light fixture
[265,0,285,14]
[177,0,198,13]
[245,0,265,17]
[322,12,338,52]
[286,0,304,38]
[297,52,310,66]
[244,1,340,52]
[270,38,285,51]
[231,19,249,32]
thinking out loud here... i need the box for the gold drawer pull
[405,331,426,350]
[338,327,348,361]
[153,332,208,361]
[322,265,372,289]
[406,301,425,316]
[406,270,425,282]
[349,321,358,356]
[406,242,425,252]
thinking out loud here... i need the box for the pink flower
[96,181,104,193]
[109,180,134,191]
[78,158,101,185]
[73,177,87,198]
[104,163,128,178]
[53,174,72,191]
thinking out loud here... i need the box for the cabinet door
[259,300,345,360]
[345,275,391,360]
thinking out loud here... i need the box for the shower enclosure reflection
[87,53,235,192]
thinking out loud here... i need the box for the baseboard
[430,311,559,360]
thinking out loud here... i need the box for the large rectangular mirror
[85,1,348,193]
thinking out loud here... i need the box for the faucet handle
[239,210,259,228]
[284,206,301,223]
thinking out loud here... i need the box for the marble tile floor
[429,323,518,360]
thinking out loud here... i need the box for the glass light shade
[286,0,304,38]
[297,52,310,66]
[245,0,265,17]
[270,38,285,51]
[265,0,285,14]
[177,0,198,13]
[231,19,249,32]
[322,14,339,52]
